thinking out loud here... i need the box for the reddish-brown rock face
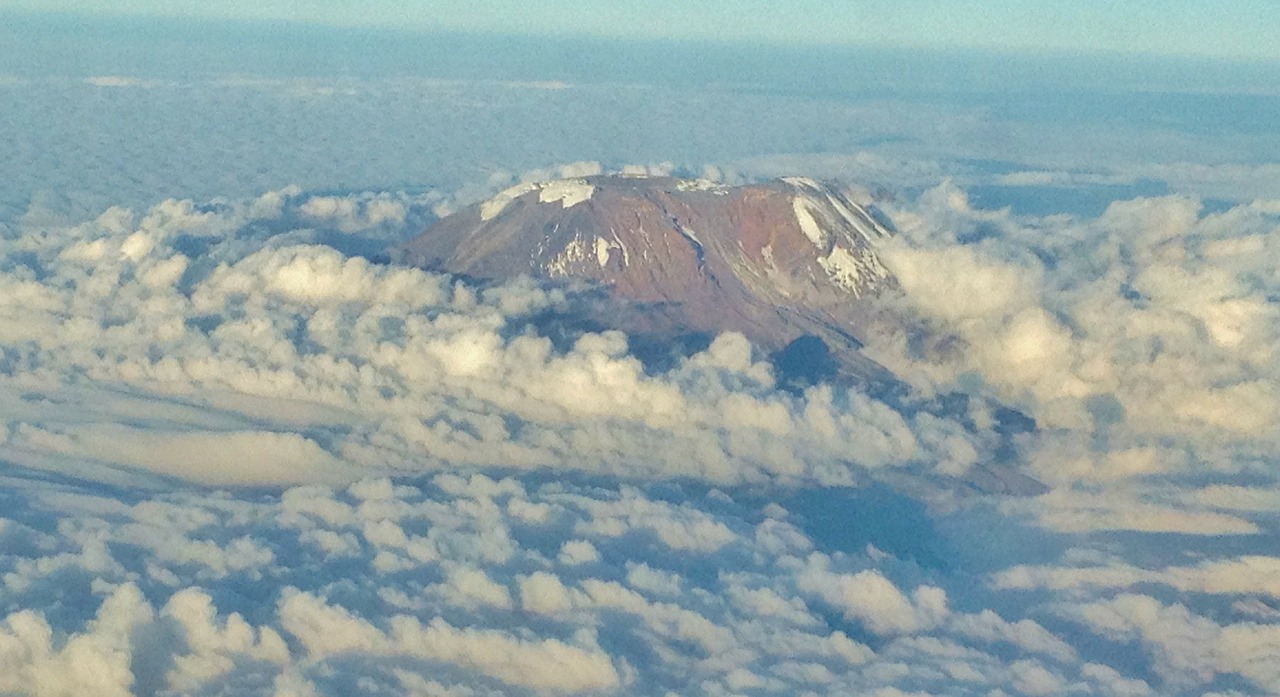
[397,175,900,376]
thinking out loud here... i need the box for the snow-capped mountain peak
[398,174,900,377]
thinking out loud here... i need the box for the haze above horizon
[7,1,1280,62]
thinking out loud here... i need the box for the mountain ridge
[397,174,902,382]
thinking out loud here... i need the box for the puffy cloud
[432,564,514,611]
[0,583,150,697]
[299,193,408,233]
[557,539,601,566]
[392,616,621,692]
[947,610,1076,663]
[2,470,1187,696]
[1080,662,1154,697]
[796,554,949,635]
[280,588,623,692]
[880,242,1041,324]
[873,185,1280,465]
[0,190,959,490]
[1071,594,1280,692]
[519,572,575,615]
[570,487,739,553]
[161,588,291,691]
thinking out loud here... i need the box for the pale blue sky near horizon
[7,0,1280,61]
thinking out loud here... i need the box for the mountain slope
[398,175,901,379]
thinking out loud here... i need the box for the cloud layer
[0,173,1276,694]
[0,188,975,489]
[0,472,1159,696]
[873,184,1280,483]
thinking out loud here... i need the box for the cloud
[0,467,1194,696]
[995,555,1280,599]
[1000,489,1262,535]
[83,76,171,88]
[557,539,601,566]
[948,609,1076,663]
[161,587,291,691]
[869,182,1280,485]
[298,193,409,233]
[0,583,149,697]
[796,554,949,636]
[3,189,984,490]
[1189,485,1280,513]
[1070,594,1280,692]
[0,111,1277,697]
[432,564,514,611]
[10,424,350,487]
[279,588,624,692]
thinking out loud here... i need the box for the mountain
[395,174,1045,496]
[397,175,901,382]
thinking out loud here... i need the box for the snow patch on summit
[676,178,729,194]
[480,179,595,221]
[538,179,595,209]
[481,182,539,221]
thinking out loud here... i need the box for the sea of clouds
[2,49,1279,695]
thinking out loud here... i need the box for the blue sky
[10,0,1280,60]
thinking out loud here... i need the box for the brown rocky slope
[397,174,902,382]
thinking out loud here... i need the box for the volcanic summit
[399,175,903,377]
